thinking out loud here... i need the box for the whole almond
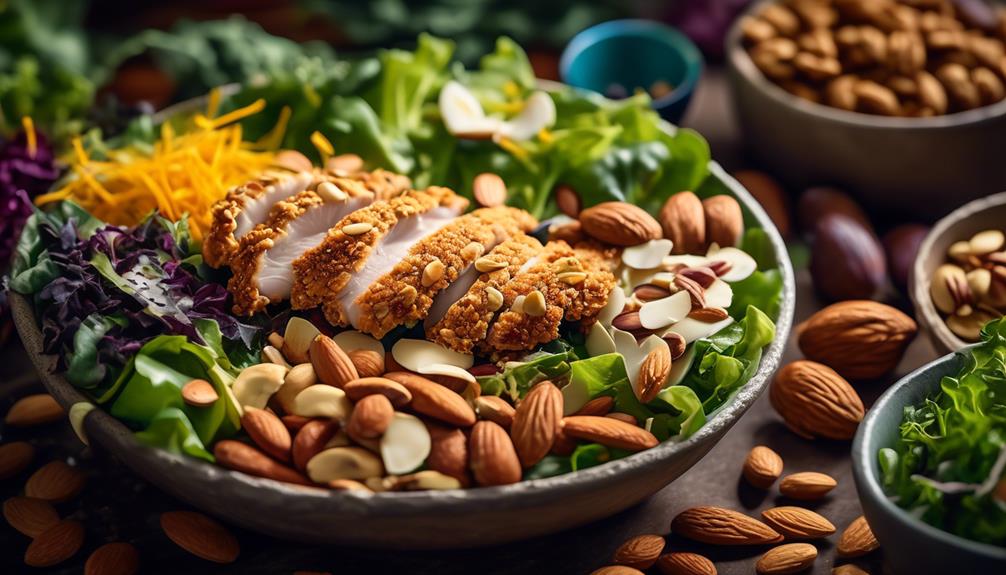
[281,415,311,432]
[703,195,744,248]
[761,506,836,540]
[660,192,706,254]
[5,393,63,427]
[426,422,470,487]
[831,565,869,575]
[614,534,665,569]
[25,519,84,567]
[242,407,292,462]
[160,511,239,564]
[770,361,864,440]
[213,440,311,486]
[606,412,638,425]
[638,346,671,403]
[592,567,645,575]
[25,460,86,503]
[3,496,59,537]
[672,506,783,545]
[575,396,615,417]
[837,516,879,558]
[385,372,476,427]
[756,543,817,574]
[346,394,394,440]
[580,201,663,247]
[561,416,658,451]
[309,335,358,387]
[85,542,140,575]
[343,377,412,408]
[779,471,837,500]
[476,395,517,428]
[743,445,784,489]
[182,379,219,407]
[655,552,717,575]
[469,420,522,486]
[292,419,340,472]
[797,300,917,380]
[473,172,508,207]
[510,381,563,467]
[347,349,384,379]
[555,184,582,217]
[0,441,35,479]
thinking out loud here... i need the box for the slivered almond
[3,496,59,537]
[346,395,394,440]
[473,172,507,207]
[5,394,63,427]
[292,420,340,472]
[25,461,86,503]
[638,346,671,403]
[327,153,364,173]
[426,422,470,486]
[384,372,476,427]
[837,516,879,558]
[213,440,311,486]
[469,420,521,486]
[309,335,358,388]
[182,379,219,407]
[328,479,371,492]
[85,542,140,575]
[780,472,837,500]
[561,416,658,451]
[343,222,373,236]
[672,506,783,545]
[510,381,562,467]
[343,377,412,408]
[761,506,836,540]
[574,396,615,417]
[347,350,384,379]
[241,407,292,463]
[25,519,84,567]
[476,395,516,428]
[613,534,665,569]
[160,511,240,564]
[0,441,35,479]
[756,542,817,574]
[655,552,717,575]
[474,256,507,273]
[743,445,784,489]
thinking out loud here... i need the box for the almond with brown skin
[346,394,394,440]
[831,565,869,575]
[182,379,219,407]
[743,445,784,489]
[292,420,340,472]
[770,360,864,440]
[660,191,706,254]
[160,511,240,564]
[837,516,879,558]
[385,372,476,427]
[469,420,521,486]
[637,345,671,403]
[606,412,638,425]
[0,441,35,479]
[85,542,140,575]
[347,349,384,379]
[756,543,817,574]
[655,552,717,575]
[780,472,837,500]
[213,440,311,486]
[343,377,412,408]
[473,172,508,207]
[242,407,292,462]
[5,394,63,427]
[797,300,917,380]
[580,201,663,247]
[761,506,836,539]
[574,396,615,417]
[672,506,783,545]
[733,170,791,239]
[309,335,358,387]
[592,567,645,575]
[476,395,516,428]
[703,195,744,248]
[281,414,311,433]
[25,520,84,567]
[555,184,581,217]
[561,416,658,451]
[614,534,665,569]
[511,381,563,467]
[25,461,86,503]
[3,496,59,537]
[425,422,470,487]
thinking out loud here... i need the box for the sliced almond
[182,379,219,407]
[672,506,782,545]
[498,91,556,141]
[622,239,675,270]
[379,412,432,475]
[5,394,63,427]
[597,287,626,326]
[704,279,734,309]
[275,363,317,414]
[639,291,693,330]
[262,345,291,368]
[585,322,618,358]
[331,330,385,362]
[386,470,462,491]
[25,460,86,503]
[561,416,658,451]
[439,80,502,139]
[68,402,95,446]
[3,496,59,537]
[663,316,734,344]
[761,506,836,540]
[291,385,352,420]
[160,511,240,564]
[391,339,474,374]
[705,245,757,282]
[25,519,84,567]
[307,447,384,483]
[281,317,320,364]
[232,363,286,410]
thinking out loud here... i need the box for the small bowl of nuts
[911,191,1006,354]
[726,0,1006,219]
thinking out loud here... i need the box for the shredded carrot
[22,117,37,159]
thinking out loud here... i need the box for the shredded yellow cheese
[37,97,280,242]
[310,130,334,165]
[22,116,37,159]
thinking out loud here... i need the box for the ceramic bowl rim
[725,0,1006,131]
[852,347,1006,559]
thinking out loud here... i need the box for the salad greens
[880,318,1006,547]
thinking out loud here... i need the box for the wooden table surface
[0,69,940,574]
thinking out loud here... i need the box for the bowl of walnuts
[726,0,1006,219]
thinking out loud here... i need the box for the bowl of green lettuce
[853,319,1006,573]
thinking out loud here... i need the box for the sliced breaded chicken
[290,186,469,316]
[335,168,411,199]
[350,207,538,338]
[483,241,617,353]
[204,171,315,268]
[227,179,377,315]
[426,233,543,353]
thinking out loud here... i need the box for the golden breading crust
[290,186,468,313]
[203,172,290,268]
[337,168,411,200]
[427,233,542,353]
[484,241,617,353]
[353,207,539,339]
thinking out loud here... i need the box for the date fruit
[882,224,929,293]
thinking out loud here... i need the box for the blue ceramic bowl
[852,349,1006,573]
[560,19,703,124]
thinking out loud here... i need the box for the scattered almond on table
[160,510,240,564]
[756,542,818,575]
[612,534,666,570]
[743,445,784,488]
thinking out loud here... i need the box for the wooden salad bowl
[11,143,795,549]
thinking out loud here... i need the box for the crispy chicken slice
[426,233,543,354]
[350,207,538,338]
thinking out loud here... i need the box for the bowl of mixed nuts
[911,191,1006,354]
[726,0,1006,218]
